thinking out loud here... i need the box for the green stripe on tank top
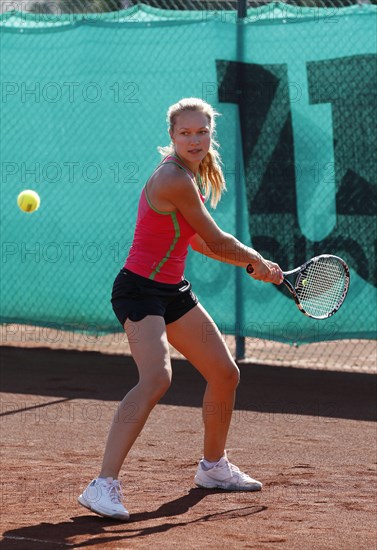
[146,156,199,280]
[143,174,181,280]
[149,211,181,280]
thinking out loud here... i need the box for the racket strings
[296,258,347,318]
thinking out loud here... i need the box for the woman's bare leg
[100,316,171,479]
[166,303,239,462]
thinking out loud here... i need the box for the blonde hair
[158,97,226,208]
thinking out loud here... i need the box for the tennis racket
[246,254,350,319]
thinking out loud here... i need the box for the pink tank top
[124,156,205,284]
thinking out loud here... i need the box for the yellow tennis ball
[17,190,41,213]
[302,278,308,286]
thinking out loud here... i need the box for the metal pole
[235,0,247,361]
[238,0,247,18]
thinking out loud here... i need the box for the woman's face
[170,110,211,171]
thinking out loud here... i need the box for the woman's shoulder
[152,161,193,188]
[148,162,199,205]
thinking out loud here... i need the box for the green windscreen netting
[1,3,376,343]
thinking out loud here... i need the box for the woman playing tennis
[78,97,283,520]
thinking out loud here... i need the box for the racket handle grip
[246,264,254,274]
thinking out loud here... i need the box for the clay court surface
[0,337,376,549]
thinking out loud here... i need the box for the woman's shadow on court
[1,488,266,548]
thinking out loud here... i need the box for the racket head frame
[246,254,350,320]
[282,254,350,319]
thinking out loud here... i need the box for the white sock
[202,458,220,470]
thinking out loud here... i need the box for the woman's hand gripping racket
[247,254,350,319]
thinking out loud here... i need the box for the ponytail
[198,141,225,208]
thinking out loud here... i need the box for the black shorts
[111,268,199,327]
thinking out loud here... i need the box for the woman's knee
[140,368,172,403]
[211,361,240,390]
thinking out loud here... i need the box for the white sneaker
[194,457,262,491]
[78,477,130,520]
